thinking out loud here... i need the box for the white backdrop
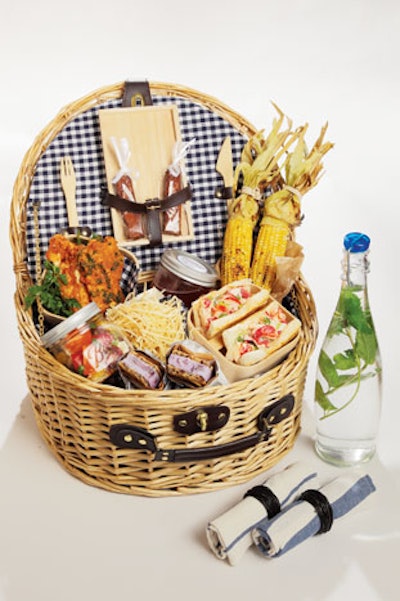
[1,1,399,600]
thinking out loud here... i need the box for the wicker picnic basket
[10,81,318,496]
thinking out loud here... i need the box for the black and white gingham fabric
[26,94,248,293]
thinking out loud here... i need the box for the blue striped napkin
[252,473,376,558]
[206,462,318,565]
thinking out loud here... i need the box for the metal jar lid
[159,249,218,288]
[41,302,101,348]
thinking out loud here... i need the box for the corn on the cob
[220,107,333,292]
[220,213,254,285]
[250,123,333,293]
[220,107,298,287]
[251,217,290,290]
[220,191,259,285]
[251,189,300,291]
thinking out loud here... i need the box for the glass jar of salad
[41,302,130,382]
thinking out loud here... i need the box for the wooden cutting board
[99,104,193,245]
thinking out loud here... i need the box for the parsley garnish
[25,261,81,317]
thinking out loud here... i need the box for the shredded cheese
[106,288,186,361]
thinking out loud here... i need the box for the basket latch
[173,406,230,435]
[122,81,153,107]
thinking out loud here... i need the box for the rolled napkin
[252,472,376,558]
[206,462,318,566]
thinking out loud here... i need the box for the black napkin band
[299,489,334,534]
[244,485,281,518]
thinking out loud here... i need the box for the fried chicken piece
[46,234,90,309]
[45,234,125,313]
[77,236,125,311]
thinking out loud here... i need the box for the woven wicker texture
[10,81,318,496]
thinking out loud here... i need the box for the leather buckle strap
[100,185,191,214]
[100,185,192,246]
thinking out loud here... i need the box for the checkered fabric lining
[26,95,248,294]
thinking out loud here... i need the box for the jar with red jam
[41,302,130,382]
[153,249,219,307]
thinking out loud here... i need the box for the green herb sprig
[315,286,380,419]
[25,260,81,317]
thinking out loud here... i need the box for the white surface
[1,1,399,600]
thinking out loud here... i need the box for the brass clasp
[196,410,208,432]
[131,93,145,106]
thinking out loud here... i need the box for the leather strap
[215,185,233,200]
[100,185,192,246]
[101,186,191,214]
[122,81,153,107]
[109,425,266,462]
[154,433,266,463]
[257,394,295,430]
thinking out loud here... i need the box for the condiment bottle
[314,232,382,466]
[153,249,219,307]
[41,302,130,382]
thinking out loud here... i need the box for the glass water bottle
[314,232,382,466]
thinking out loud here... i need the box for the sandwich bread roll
[222,301,301,366]
[193,279,270,339]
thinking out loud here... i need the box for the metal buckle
[145,198,162,210]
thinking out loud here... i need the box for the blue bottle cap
[343,232,370,253]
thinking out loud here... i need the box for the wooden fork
[60,156,78,227]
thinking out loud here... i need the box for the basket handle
[109,394,295,463]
